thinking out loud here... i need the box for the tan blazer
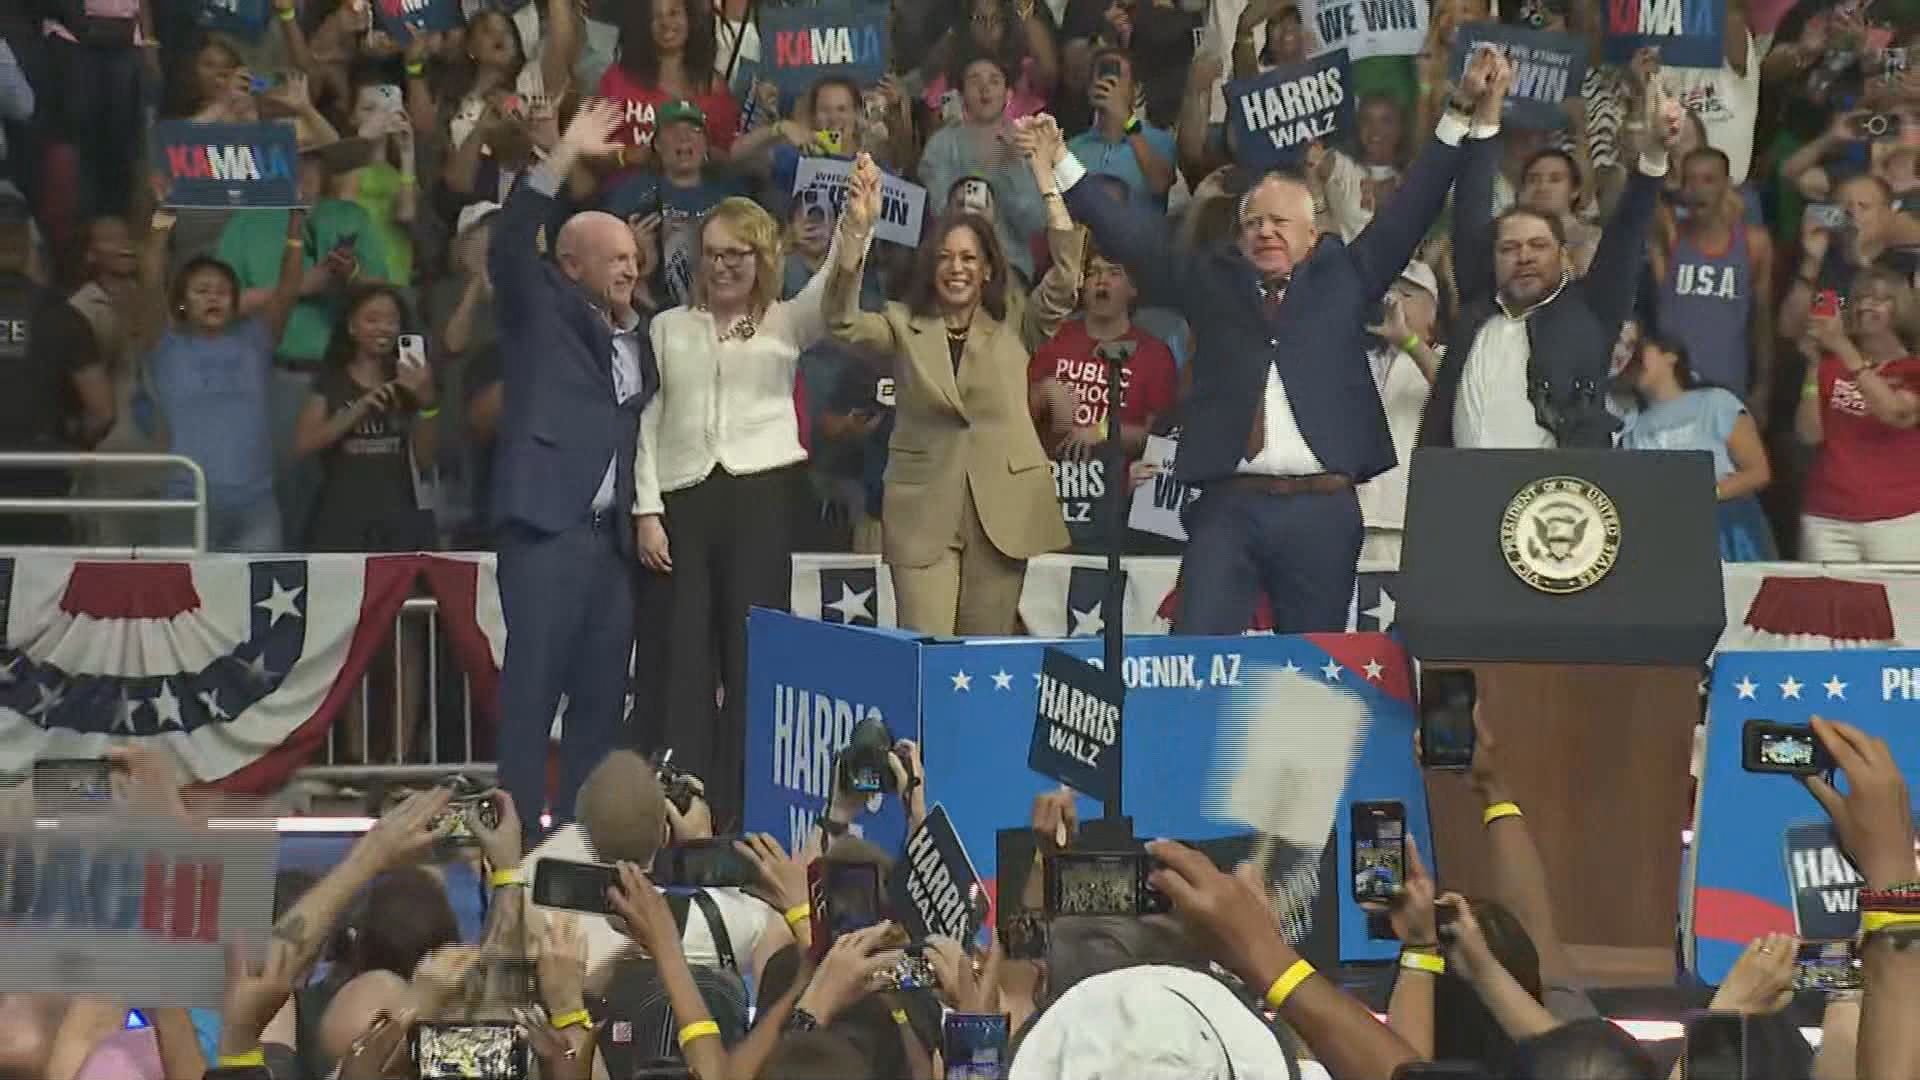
[830,228,1085,569]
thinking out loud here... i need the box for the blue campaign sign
[1688,649,1920,983]
[192,0,272,41]
[1604,0,1724,69]
[920,632,1431,963]
[742,610,918,858]
[760,5,890,96]
[1224,50,1354,173]
[1028,648,1123,805]
[374,0,461,41]
[1451,23,1587,130]
[152,122,302,210]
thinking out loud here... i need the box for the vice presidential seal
[1499,476,1621,594]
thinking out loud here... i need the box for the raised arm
[1018,113,1187,313]
[1021,224,1086,351]
[1584,81,1679,331]
[1452,119,1503,307]
[491,99,624,325]
[259,208,312,344]
[767,224,867,351]
[826,154,901,358]
[1349,49,1506,301]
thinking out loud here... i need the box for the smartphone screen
[1742,720,1830,776]
[1351,802,1407,905]
[1682,1012,1749,1080]
[397,334,427,371]
[411,1022,529,1080]
[658,837,756,889]
[1418,668,1476,770]
[530,858,619,916]
[1793,940,1861,992]
[1046,852,1144,917]
[33,759,113,800]
[942,1013,1010,1080]
[823,862,883,937]
[1812,289,1841,319]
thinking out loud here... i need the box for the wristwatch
[784,1007,821,1033]
[814,813,849,839]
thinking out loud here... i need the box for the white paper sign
[792,157,927,247]
[1302,0,1427,61]
[1126,434,1198,540]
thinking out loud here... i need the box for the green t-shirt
[349,162,414,287]
[215,199,391,367]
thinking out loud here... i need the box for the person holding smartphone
[1796,267,1920,561]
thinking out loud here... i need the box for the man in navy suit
[1019,51,1510,635]
[490,100,656,839]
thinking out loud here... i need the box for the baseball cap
[1397,259,1439,299]
[657,98,707,131]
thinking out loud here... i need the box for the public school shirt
[1027,319,1178,435]
[1804,353,1920,523]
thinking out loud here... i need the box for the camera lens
[1867,114,1891,136]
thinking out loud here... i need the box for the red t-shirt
[1805,353,1920,522]
[1027,321,1178,433]
[593,66,742,154]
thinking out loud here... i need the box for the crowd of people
[1,710,1913,1079]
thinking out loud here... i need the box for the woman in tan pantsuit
[828,152,1083,635]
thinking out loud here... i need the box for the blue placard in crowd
[1028,647,1124,806]
[886,804,983,945]
[742,610,917,857]
[374,0,461,42]
[759,5,890,96]
[192,0,272,41]
[1688,650,1920,983]
[1604,0,1724,69]
[1224,50,1354,172]
[152,121,303,210]
[1451,22,1588,130]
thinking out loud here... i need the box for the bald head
[556,210,639,319]
[1237,173,1318,282]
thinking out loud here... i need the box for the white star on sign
[1321,658,1343,681]
[112,692,141,733]
[27,683,65,719]
[241,653,276,684]
[1363,588,1397,631]
[198,688,231,721]
[1363,658,1384,681]
[951,670,972,692]
[1780,675,1803,700]
[1735,676,1758,700]
[824,582,874,623]
[1281,659,1300,675]
[1824,676,1847,701]
[256,579,305,627]
[154,680,184,729]
[991,670,1013,691]
[1070,603,1105,637]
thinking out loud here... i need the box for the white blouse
[632,232,861,515]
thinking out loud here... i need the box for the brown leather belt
[1213,473,1354,496]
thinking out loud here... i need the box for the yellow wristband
[1860,910,1920,935]
[1482,801,1522,826]
[285,238,304,249]
[783,903,811,928]
[890,1008,909,1025]
[1264,959,1314,1010]
[276,6,296,19]
[405,62,426,77]
[217,1049,268,1068]
[487,868,522,888]
[677,1020,720,1048]
[550,1008,592,1031]
[1400,949,1446,975]
[418,405,442,420]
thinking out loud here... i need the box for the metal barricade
[294,595,495,787]
[0,452,208,554]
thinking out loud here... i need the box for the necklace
[945,324,968,341]
[707,308,757,343]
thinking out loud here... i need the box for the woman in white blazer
[631,194,857,822]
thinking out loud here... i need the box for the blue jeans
[208,496,283,553]
[1174,483,1363,635]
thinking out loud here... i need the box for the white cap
[1398,259,1439,299]
[456,201,503,237]
[1007,966,1298,1080]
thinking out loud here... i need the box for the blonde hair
[693,196,784,314]
[1847,266,1920,351]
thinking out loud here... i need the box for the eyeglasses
[705,246,756,267]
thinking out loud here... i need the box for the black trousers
[634,465,794,827]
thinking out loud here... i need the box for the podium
[1400,449,1725,984]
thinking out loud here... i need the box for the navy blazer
[1418,134,1661,450]
[488,172,658,549]
[1064,131,1471,486]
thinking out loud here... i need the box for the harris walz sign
[152,121,303,210]
[1224,50,1354,173]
